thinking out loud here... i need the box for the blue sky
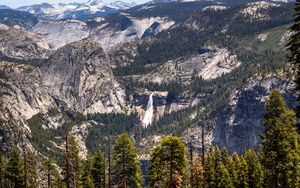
[1,0,145,8]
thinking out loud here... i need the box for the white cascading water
[142,93,154,128]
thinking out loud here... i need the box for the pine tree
[5,148,24,188]
[24,149,38,188]
[220,147,230,165]
[148,136,187,188]
[216,163,234,188]
[261,90,300,187]
[148,146,168,188]
[83,155,95,188]
[91,151,106,188]
[65,134,83,188]
[190,154,204,188]
[287,0,300,116]
[43,157,63,188]
[111,133,142,188]
[231,152,241,187]
[0,155,6,188]
[204,147,216,188]
[242,149,264,188]
[236,156,249,188]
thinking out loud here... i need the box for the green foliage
[287,0,300,115]
[0,155,6,188]
[43,157,64,188]
[86,113,140,153]
[148,136,187,188]
[242,149,264,188]
[65,134,83,188]
[91,151,106,188]
[24,149,38,188]
[83,155,95,188]
[5,148,24,188]
[111,134,142,188]
[261,89,300,187]
[27,113,65,163]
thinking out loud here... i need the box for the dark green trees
[261,90,300,187]
[5,148,24,188]
[91,151,106,188]
[43,157,63,188]
[149,136,187,188]
[0,155,6,188]
[111,133,142,188]
[65,134,83,188]
[288,0,300,115]
[83,155,95,188]
[24,149,38,188]
[242,149,263,188]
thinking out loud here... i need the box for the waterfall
[142,93,154,128]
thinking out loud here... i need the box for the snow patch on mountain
[239,1,281,21]
[17,0,136,19]
[90,16,175,50]
[257,33,268,41]
[203,5,227,11]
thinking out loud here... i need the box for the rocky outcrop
[0,24,50,61]
[32,20,90,49]
[211,76,296,154]
[41,40,126,114]
[0,40,127,153]
[137,48,241,84]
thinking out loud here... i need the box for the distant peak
[87,0,104,6]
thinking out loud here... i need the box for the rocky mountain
[0,39,126,154]
[0,9,38,29]
[0,5,10,9]
[0,24,50,61]
[0,0,297,160]
[17,0,137,20]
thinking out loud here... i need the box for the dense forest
[1,0,300,187]
[1,89,299,187]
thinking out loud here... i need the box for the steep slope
[41,40,126,114]
[0,40,127,154]
[0,24,50,62]
[0,9,38,29]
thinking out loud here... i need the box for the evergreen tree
[83,155,95,188]
[190,154,204,188]
[0,155,6,188]
[204,147,216,188]
[148,146,168,188]
[242,149,264,188]
[216,163,234,188]
[236,156,249,188]
[111,133,142,188]
[5,148,24,188]
[24,149,38,188]
[261,90,300,187]
[231,152,241,187]
[220,147,230,165]
[65,134,83,188]
[91,151,106,188]
[148,136,187,188]
[287,0,300,116]
[43,157,63,188]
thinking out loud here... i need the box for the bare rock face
[0,61,54,152]
[0,24,50,61]
[41,40,126,114]
[33,20,90,49]
[211,76,296,154]
[0,40,127,152]
[137,48,241,84]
